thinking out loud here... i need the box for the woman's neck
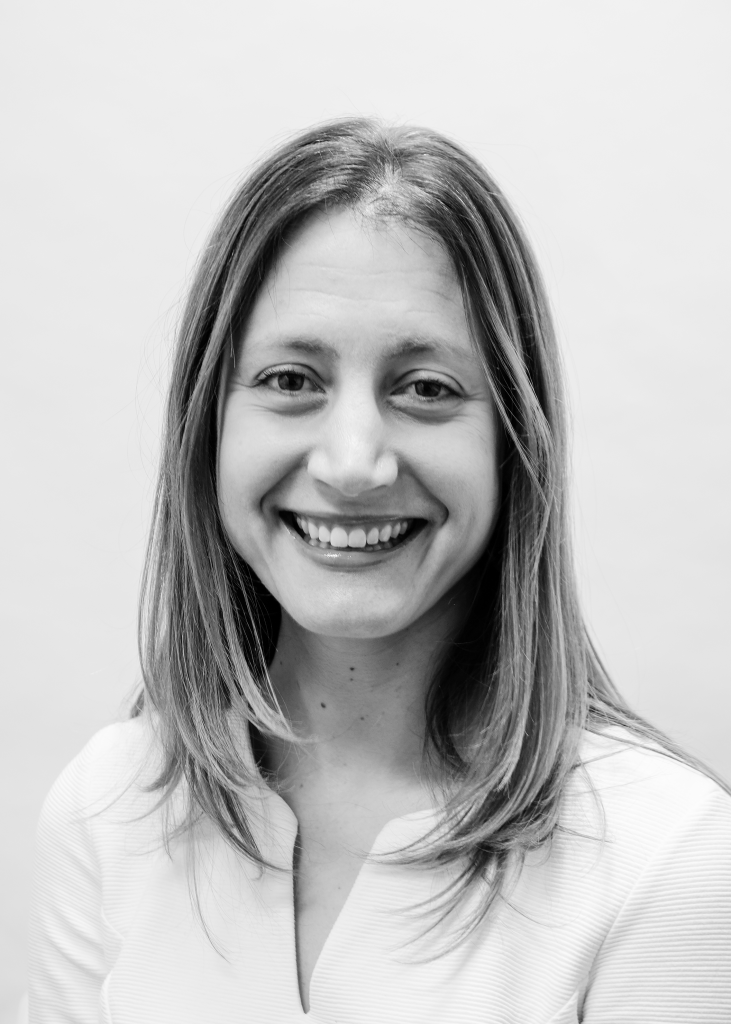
[263,600,460,794]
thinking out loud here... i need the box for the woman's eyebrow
[254,334,469,361]
[387,336,462,359]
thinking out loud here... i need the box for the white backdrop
[2,0,729,1013]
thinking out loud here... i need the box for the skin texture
[217,207,501,1010]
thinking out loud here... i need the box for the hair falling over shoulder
[132,117,727,944]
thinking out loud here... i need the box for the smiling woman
[218,210,500,641]
[27,119,731,1023]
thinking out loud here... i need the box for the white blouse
[28,716,731,1023]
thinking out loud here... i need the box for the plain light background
[1,0,729,1014]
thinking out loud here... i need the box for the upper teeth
[293,516,413,548]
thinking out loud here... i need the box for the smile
[281,512,425,552]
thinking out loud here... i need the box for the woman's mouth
[280,512,426,552]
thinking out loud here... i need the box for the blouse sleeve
[583,784,731,1023]
[28,743,107,1023]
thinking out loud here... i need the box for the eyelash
[254,366,459,402]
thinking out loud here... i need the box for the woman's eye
[274,371,306,392]
[400,377,457,401]
[257,368,318,395]
[413,379,450,399]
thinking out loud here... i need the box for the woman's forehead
[241,207,470,354]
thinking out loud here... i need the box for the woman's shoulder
[559,726,731,872]
[576,726,728,805]
[508,728,731,943]
[37,714,169,845]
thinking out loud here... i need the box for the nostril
[305,439,398,494]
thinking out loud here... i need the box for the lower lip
[281,519,425,567]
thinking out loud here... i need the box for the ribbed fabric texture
[28,718,731,1023]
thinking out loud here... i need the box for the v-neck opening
[283,802,442,1018]
[291,821,369,1018]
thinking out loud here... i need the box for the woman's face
[218,208,500,640]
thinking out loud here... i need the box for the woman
[29,118,731,1022]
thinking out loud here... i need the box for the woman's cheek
[414,420,497,502]
[220,409,300,506]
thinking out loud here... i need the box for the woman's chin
[283,603,414,641]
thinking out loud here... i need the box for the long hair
[135,117,719,940]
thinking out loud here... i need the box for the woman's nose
[306,392,398,497]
